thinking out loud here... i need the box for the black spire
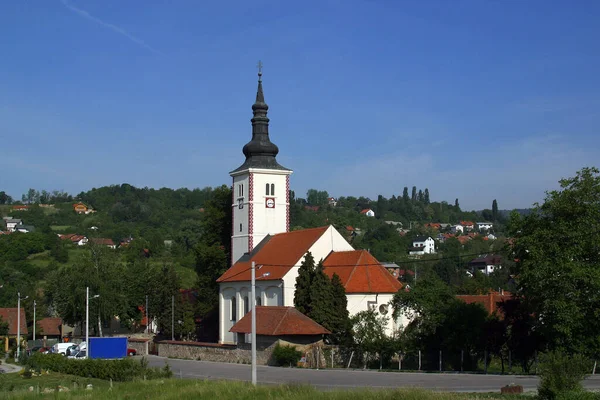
[231,63,290,173]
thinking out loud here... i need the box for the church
[217,70,408,344]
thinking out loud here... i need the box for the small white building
[360,209,375,217]
[476,222,494,232]
[450,224,464,234]
[4,218,22,232]
[468,254,502,276]
[409,236,436,255]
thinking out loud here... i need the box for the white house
[360,209,375,217]
[468,254,502,276]
[476,222,494,232]
[4,218,22,232]
[409,236,436,255]
[217,71,408,345]
[450,224,464,234]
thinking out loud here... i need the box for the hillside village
[0,71,594,378]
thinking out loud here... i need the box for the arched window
[243,296,249,315]
[239,223,242,232]
[271,184,275,196]
[256,296,261,306]
[265,183,270,195]
[230,297,237,321]
[241,184,244,197]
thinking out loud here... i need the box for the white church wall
[281,226,354,308]
[346,293,411,336]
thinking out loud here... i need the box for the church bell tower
[230,64,293,265]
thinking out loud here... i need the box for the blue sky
[1,0,598,210]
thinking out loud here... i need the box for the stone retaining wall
[128,338,150,356]
[156,340,275,365]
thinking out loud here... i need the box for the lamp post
[251,262,270,386]
[86,287,100,359]
[171,295,175,341]
[16,292,29,359]
[33,300,36,342]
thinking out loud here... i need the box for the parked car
[65,345,78,356]
[127,348,137,356]
[53,343,75,356]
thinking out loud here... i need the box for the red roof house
[37,317,63,337]
[456,291,512,316]
[0,308,28,336]
[230,306,330,336]
[322,250,402,294]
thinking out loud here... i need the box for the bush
[25,353,172,381]
[272,344,302,367]
[537,351,590,400]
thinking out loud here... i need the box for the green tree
[411,186,417,202]
[0,316,8,336]
[0,191,13,204]
[294,252,316,315]
[455,198,460,209]
[492,199,498,222]
[351,308,390,368]
[308,260,335,328]
[510,167,600,355]
[330,273,352,344]
[402,187,409,202]
[194,242,227,318]
[306,189,330,206]
[424,188,430,205]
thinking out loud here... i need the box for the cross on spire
[257,60,263,81]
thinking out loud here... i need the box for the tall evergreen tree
[411,186,417,202]
[330,273,352,344]
[294,252,316,315]
[455,198,460,209]
[492,199,498,222]
[308,260,335,331]
[418,189,424,203]
[424,188,430,204]
[402,187,410,202]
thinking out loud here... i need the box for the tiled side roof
[322,250,402,294]
[230,306,330,335]
[37,317,62,336]
[0,308,28,335]
[90,238,115,246]
[217,226,329,283]
[360,209,372,214]
[456,292,512,315]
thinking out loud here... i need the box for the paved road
[144,355,600,392]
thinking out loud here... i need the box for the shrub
[272,344,302,367]
[25,353,171,381]
[537,351,590,400]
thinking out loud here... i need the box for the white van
[53,343,75,355]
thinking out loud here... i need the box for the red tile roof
[456,292,512,315]
[460,221,475,226]
[37,317,62,336]
[217,226,329,283]
[12,205,29,210]
[360,209,372,214]
[322,250,402,293]
[90,238,115,246]
[0,308,28,335]
[230,306,330,335]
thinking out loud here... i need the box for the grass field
[0,373,527,400]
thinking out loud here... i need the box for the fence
[317,346,540,374]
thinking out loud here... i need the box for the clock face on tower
[265,197,275,208]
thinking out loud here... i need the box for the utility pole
[146,295,149,334]
[17,292,28,359]
[251,261,257,386]
[171,295,175,341]
[33,300,36,342]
